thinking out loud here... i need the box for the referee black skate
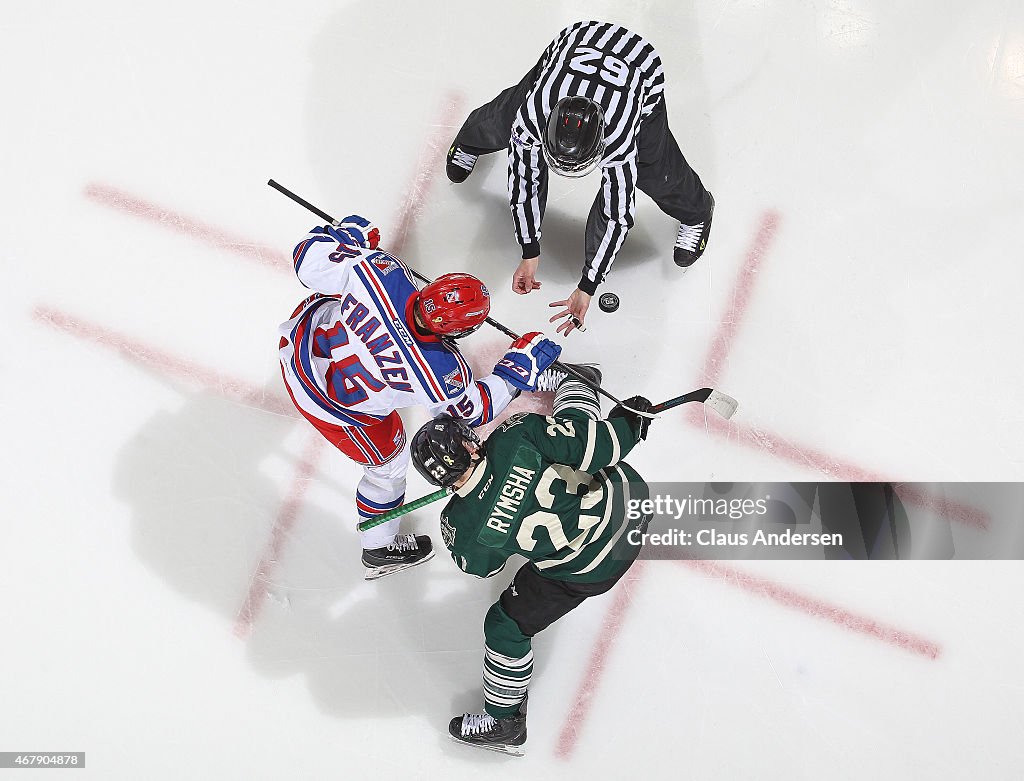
[447,21,715,335]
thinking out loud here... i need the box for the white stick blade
[705,390,738,419]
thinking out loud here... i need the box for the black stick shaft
[267,179,337,225]
[651,388,713,413]
[266,179,629,408]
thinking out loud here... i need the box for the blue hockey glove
[327,215,381,249]
[493,332,562,391]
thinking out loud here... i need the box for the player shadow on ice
[111,384,565,732]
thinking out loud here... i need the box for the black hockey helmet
[411,414,482,488]
[543,96,606,178]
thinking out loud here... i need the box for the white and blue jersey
[279,221,517,431]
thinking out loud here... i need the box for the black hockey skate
[446,143,481,183]
[361,533,434,581]
[448,698,527,757]
[535,362,602,393]
[674,192,715,268]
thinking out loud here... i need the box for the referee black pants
[454,67,713,226]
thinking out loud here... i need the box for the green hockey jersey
[439,410,649,584]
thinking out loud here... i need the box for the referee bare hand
[512,257,542,294]
[549,288,591,336]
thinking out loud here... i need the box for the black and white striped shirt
[508,21,665,295]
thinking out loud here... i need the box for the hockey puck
[598,292,620,313]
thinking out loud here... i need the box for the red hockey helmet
[415,273,491,338]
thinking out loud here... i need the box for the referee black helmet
[543,96,605,178]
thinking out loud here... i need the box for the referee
[447,21,715,334]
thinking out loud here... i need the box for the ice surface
[2,1,1023,778]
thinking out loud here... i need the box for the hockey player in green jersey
[410,364,654,756]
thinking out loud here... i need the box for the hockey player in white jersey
[278,215,562,579]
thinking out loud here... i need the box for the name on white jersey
[317,292,414,394]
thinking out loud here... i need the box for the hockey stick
[354,389,738,532]
[268,178,336,224]
[652,388,738,419]
[267,178,652,415]
[352,394,735,533]
[356,488,450,533]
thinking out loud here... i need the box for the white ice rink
[3,0,1024,778]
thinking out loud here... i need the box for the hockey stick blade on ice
[651,388,738,419]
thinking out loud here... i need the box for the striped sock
[356,491,405,549]
[483,644,533,718]
[553,381,601,420]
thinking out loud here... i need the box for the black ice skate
[674,193,715,268]
[446,143,480,183]
[448,698,527,757]
[535,362,602,393]
[361,533,434,581]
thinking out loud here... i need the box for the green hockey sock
[483,644,533,718]
[482,602,533,717]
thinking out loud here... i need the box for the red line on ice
[32,305,295,417]
[555,211,950,760]
[683,402,988,529]
[32,302,323,638]
[83,182,292,271]
[555,562,646,760]
[701,211,780,385]
[33,303,318,636]
[389,90,463,254]
[678,559,941,659]
[234,435,326,637]
[70,93,465,637]
[558,214,782,760]
[83,90,463,276]
[231,92,464,634]
[684,209,987,529]
[890,483,987,530]
[555,556,942,759]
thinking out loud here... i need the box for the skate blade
[363,550,435,581]
[448,735,525,757]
